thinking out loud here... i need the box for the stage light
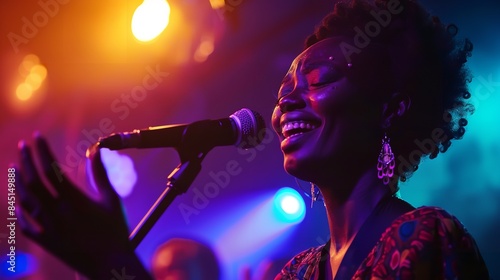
[15,54,48,102]
[18,54,39,77]
[209,0,225,9]
[0,251,38,278]
[26,64,47,90]
[131,0,171,42]
[281,195,300,214]
[213,190,305,277]
[273,187,306,224]
[16,83,33,101]
[100,148,137,197]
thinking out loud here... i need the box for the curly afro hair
[305,0,474,186]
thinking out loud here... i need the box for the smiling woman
[272,0,489,279]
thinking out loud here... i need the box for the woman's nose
[277,90,306,113]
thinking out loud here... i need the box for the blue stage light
[0,251,38,278]
[273,187,306,223]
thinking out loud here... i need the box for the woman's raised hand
[14,134,151,279]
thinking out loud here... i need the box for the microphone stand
[129,148,208,249]
[127,120,229,248]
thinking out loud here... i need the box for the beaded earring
[377,134,395,185]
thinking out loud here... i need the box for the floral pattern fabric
[275,207,490,280]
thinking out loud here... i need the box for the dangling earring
[377,134,395,185]
[310,183,317,208]
[295,178,323,208]
[310,183,324,208]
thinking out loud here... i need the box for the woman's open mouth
[281,120,319,140]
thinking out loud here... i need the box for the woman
[14,0,489,279]
[272,0,489,279]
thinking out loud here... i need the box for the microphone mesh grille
[230,108,266,149]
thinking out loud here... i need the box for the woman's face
[271,37,385,182]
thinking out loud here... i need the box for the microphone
[98,108,266,151]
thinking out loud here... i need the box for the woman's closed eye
[308,76,340,89]
[309,80,333,88]
[307,69,342,89]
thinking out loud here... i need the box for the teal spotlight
[273,187,306,223]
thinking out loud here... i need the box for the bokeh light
[27,65,47,90]
[15,54,48,102]
[18,54,40,77]
[15,83,33,101]
[209,0,225,9]
[131,0,171,42]
[100,148,137,197]
[0,251,38,278]
[213,191,303,279]
[273,187,306,224]
[194,35,215,63]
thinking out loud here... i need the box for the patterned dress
[275,207,490,279]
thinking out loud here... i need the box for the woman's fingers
[17,205,43,240]
[34,135,76,198]
[18,141,54,204]
[15,166,48,244]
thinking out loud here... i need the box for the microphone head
[230,108,267,149]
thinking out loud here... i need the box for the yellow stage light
[209,0,225,9]
[16,83,33,101]
[30,64,48,80]
[26,74,43,91]
[18,54,40,77]
[131,0,171,42]
[14,55,47,102]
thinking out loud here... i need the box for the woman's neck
[317,167,391,255]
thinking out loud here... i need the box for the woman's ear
[381,93,411,128]
[396,95,411,116]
